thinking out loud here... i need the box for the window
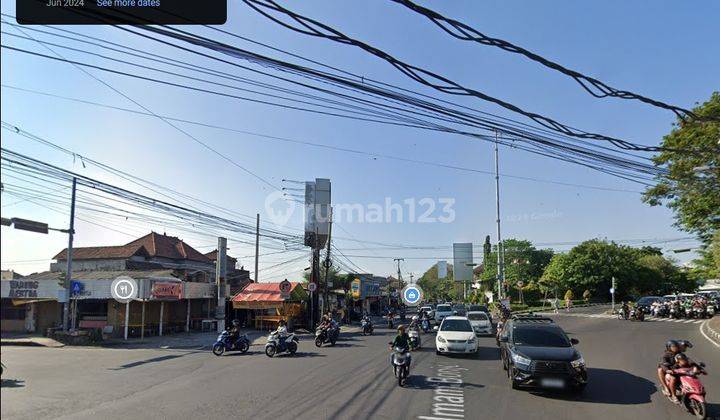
[440,319,473,332]
[436,304,451,312]
[512,328,571,347]
[468,312,488,321]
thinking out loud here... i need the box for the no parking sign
[401,284,423,306]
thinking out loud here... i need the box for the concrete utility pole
[393,258,404,308]
[216,237,227,332]
[63,178,77,331]
[322,208,333,317]
[494,132,505,300]
[254,213,260,283]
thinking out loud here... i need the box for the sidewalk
[1,333,65,348]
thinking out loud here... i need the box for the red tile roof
[231,282,304,303]
[123,232,211,263]
[204,250,238,264]
[53,245,149,261]
[53,232,210,263]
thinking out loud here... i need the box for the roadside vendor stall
[231,282,308,331]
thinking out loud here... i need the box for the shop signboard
[151,281,182,300]
[350,278,361,300]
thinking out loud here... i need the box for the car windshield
[440,319,473,332]
[468,313,488,321]
[437,305,452,312]
[468,305,486,312]
[512,328,571,347]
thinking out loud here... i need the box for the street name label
[16,0,227,25]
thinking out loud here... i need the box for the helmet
[679,340,693,349]
[674,353,688,363]
[665,340,679,350]
[397,325,405,332]
[232,319,240,327]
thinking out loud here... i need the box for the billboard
[304,178,331,249]
[437,260,447,279]
[453,243,473,282]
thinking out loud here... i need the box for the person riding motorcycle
[621,301,630,319]
[389,325,411,366]
[228,319,242,340]
[658,340,683,401]
[665,352,703,403]
[275,319,288,338]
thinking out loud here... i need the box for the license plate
[540,378,565,389]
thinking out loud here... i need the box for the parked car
[635,296,662,313]
[434,304,454,323]
[435,316,477,356]
[467,311,492,336]
[499,316,586,392]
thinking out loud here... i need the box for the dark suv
[499,317,587,392]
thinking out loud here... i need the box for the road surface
[2,307,718,419]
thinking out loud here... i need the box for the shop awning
[12,298,55,306]
[231,282,307,309]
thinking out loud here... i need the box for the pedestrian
[565,297,572,312]
[552,297,559,314]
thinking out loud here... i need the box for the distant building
[1,270,24,280]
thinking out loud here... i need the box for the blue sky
[1,0,717,281]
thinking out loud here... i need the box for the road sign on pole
[279,279,292,299]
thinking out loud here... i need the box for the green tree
[636,254,696,295]
[417,263,456,302]
[643,92,720,244]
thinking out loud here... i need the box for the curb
[1,338,65,348]
[700,319,720,348]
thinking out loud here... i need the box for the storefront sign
[6,280,39,298]
[151,282,182,299]
[351,278,361,299]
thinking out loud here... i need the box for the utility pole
[63,178,77,331]
[494,131,505,300]
[254,213,259,283]
[322,208,333,318]
[393,258,404,308]
[216,237,227,332]
[310,228,320,330]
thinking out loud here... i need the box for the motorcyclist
[276,319,288,337]
[228,319,242,340]
[389,325,411,366]
[665,352,703,402]
[621,301,630,319]
[658,340,682,401]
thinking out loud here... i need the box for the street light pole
[63,177,77,331]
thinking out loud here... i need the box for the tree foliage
[643,92,720,244]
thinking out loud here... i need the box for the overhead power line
[389,0,701,121]
[240,0,684,153]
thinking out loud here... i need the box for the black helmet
[666,340,679,350]
[679,340,693,349]
[674,352,689,363]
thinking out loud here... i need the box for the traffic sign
[517,280,524,288]
[70,281,84,296]
[110,276,138,303]
[307,282,317,293]
[609,287,615,294]
[280,279,292,298]
[401,284,423,306]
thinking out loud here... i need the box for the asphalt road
[2,307,719,420]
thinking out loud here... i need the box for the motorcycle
[315,326,337,347]
[630,307,645,322]
[693,306,707,319]
[618,307,630,320]
[670,304,681,319]
[387,314,395,329]
[212,330,250,356]
[265,331,299,357]
[409,327,421,350]
[421,318,431,333]
[361,318,374,336]
[390,344,411,387]
[664,364,708,419]
[707,305,716,318]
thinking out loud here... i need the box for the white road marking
[699,321,720,348]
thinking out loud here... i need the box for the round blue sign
[401,285,423,306]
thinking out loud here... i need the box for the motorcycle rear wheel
[212,343,225,356]
[288,341,298,355]
[238,341,249,354]
[315,337,323,347]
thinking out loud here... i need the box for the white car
[434,304,454,323]
[419,305,435,319]
[435,316,477,355]
[467,311,492,336]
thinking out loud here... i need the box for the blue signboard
[70,281,84,296]
[401,285,423,306]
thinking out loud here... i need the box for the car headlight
[571,356,585,369]
[437,336,447,343]
[511,352,531,368]
[467,337,476,344]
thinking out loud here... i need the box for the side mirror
[499,336,509,343]
[433,326,439,331]
[699,362,706,368]
[570,338,579,345]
